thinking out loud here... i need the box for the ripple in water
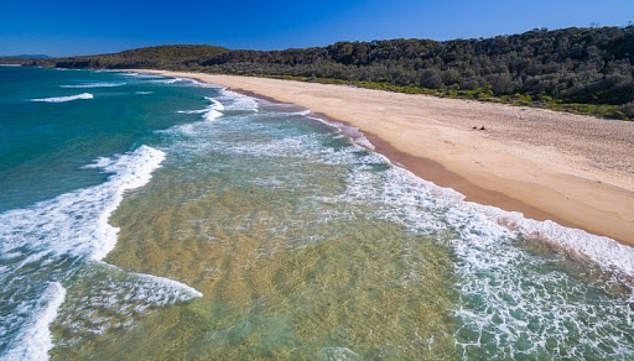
[51,94,633,360]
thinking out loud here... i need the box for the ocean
[0,66,632,361]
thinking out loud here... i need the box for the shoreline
[308,112,569,227]
[134,70,634,247]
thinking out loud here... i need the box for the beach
[141,70,634,246]
[3,67,634,360]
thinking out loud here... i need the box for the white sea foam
[135,91,153,95]
[60,82,126,89]
[319,347,359,360]
[206,96,225,111]
[203,97,224,121]
[0,63,22,67]
[308,115,375,150]
[199,102,634,356]
[218,89,259,112]
[265,96,634,277]
[187,78,223,89]
[168,98,627,280]
[52,263,202,342]
[295,109,312,116]
[177,96,225,122]
[129,271,203,299]
[0,145,166,261]
[317,141,634,359]
[150,77,185,84]
[145,97,634,357]
[31,93,94,103]
[326,142,634,278]
[177,109,208,115]
[3,282,66,361]
[496,210,634,275]
[387,164,634,277]
[274,110,634,277]
[85,145,167,260]
[0,145,205,359]
[152,75,259,111]
[204,109,223,121]
[122,72,161,79]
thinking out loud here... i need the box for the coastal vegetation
[23,26,634,120]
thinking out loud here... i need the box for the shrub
[619,101,634,118]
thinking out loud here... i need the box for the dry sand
[141,70,634,246]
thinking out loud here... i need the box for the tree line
[27,26,634,119]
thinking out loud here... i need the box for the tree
[620,101,634,118]
[36,25,634,119]
[419,69,443,89]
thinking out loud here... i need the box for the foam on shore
[303,112,634,278]
[122,72,163,79]
[121,86,634,358]
[164,73,634,281]
[149,77,185,84]
[300,123,634,358]
[218,89,259,112]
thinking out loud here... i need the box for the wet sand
[136,70,634,246]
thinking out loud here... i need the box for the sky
[1,0,633,57]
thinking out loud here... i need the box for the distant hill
[0,54,50,65]
[2,54,50,59]
[50,45,228,69]
[34,27,634,120]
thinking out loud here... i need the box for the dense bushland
[23,26,634,119]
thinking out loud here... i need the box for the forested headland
[16,26,634,120]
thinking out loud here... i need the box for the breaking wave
[31,93,94,103]
[60,82,126,89]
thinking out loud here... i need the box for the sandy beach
[139,70,634,246]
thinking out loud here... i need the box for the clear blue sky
[1,0,633,56]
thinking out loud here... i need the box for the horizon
[2,0,633,57]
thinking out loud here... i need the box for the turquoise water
[0,67,207,211]
[0,68,210,359]
[0,67,632,361]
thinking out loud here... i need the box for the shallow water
[1,68,632,361]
